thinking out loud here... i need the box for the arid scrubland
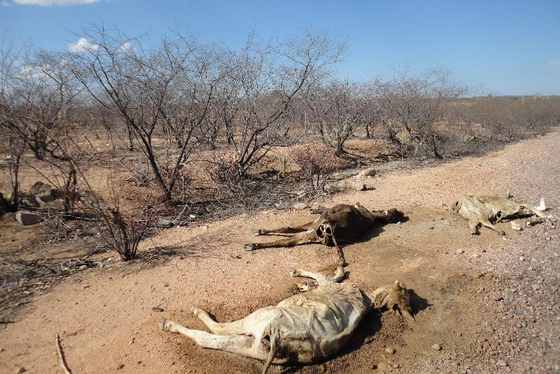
[1,28,559,324]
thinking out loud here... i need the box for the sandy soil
[1,132,559,374]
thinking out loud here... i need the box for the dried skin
[158,267,413,374]
[244,203,405,263]
[453,194,554,235]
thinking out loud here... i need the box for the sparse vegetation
[1,28,559,269]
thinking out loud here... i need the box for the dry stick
[55,334,73,374]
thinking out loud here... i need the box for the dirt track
[1,131,559,374]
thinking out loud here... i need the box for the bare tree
[0,41,80,160]
[0,123,26,211]
[26,120,158,261]
[306,79,368,155]
[68,26,218,202]
[373,68,468,158]
[214,31,345,178]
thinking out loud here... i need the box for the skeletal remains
[156,193,555,372]
[453,194,554,235]
[244,203,405,263]
[159,264,413,374]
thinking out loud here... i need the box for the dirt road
[1,131,559,374]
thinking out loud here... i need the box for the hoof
[158,317,167,331]
[244,243,257,251]
[252,229,263,236]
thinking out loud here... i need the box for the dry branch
[56,334,73,374]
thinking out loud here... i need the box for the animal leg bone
[159,317,259,356]
[468,219,481,235]
[189,305,247,335]
[520,204,554,226]
[244,231,317,251]
[479,218,505,235]
[290,268,329,283]
[252,220,317,236]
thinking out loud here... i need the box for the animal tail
[261,330,279,374]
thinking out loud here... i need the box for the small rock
[292,202,308,210]
[496,360,507,367]
[510,222,522,231]
[385,347,396,354]
[16,368,26,374]
[154,219,175,228]
[472,272,484,279]
[152,307,164,313]
[112,363,124,370]
[431,343,442,351]
[78,265,88,271]
[351,179,366,191]
[82,284,90,289]
[15,211,43,226]
[519,256,525,262]
[456,249,464,254]
[357,168,377,179]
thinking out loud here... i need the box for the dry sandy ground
[1,132,559,374]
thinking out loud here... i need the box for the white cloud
[548,60,560,67]
[68,37,100,53]
[14,0,100,6]
[118,42,133,52]
[18,64,49,81]
[1,1,12,7]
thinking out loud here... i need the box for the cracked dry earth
[1,131,560,374]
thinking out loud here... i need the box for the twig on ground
[56,333,73,374]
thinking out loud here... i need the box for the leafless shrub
[125,161,151,187]
[290,144,340,193]
[0,41,81,161]
[68,26,219,202]
[23,115,159,261]
[205,153,253,198]
[373,68,468,159]
[40,215,73,240]
[306,79,369,156]
[92,182,159,261]
[214,31,346,179]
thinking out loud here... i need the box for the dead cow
[453,194,554,235]
[244,203,405,263]
[158,265,414,374]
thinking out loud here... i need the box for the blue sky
[1,0,559,95]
